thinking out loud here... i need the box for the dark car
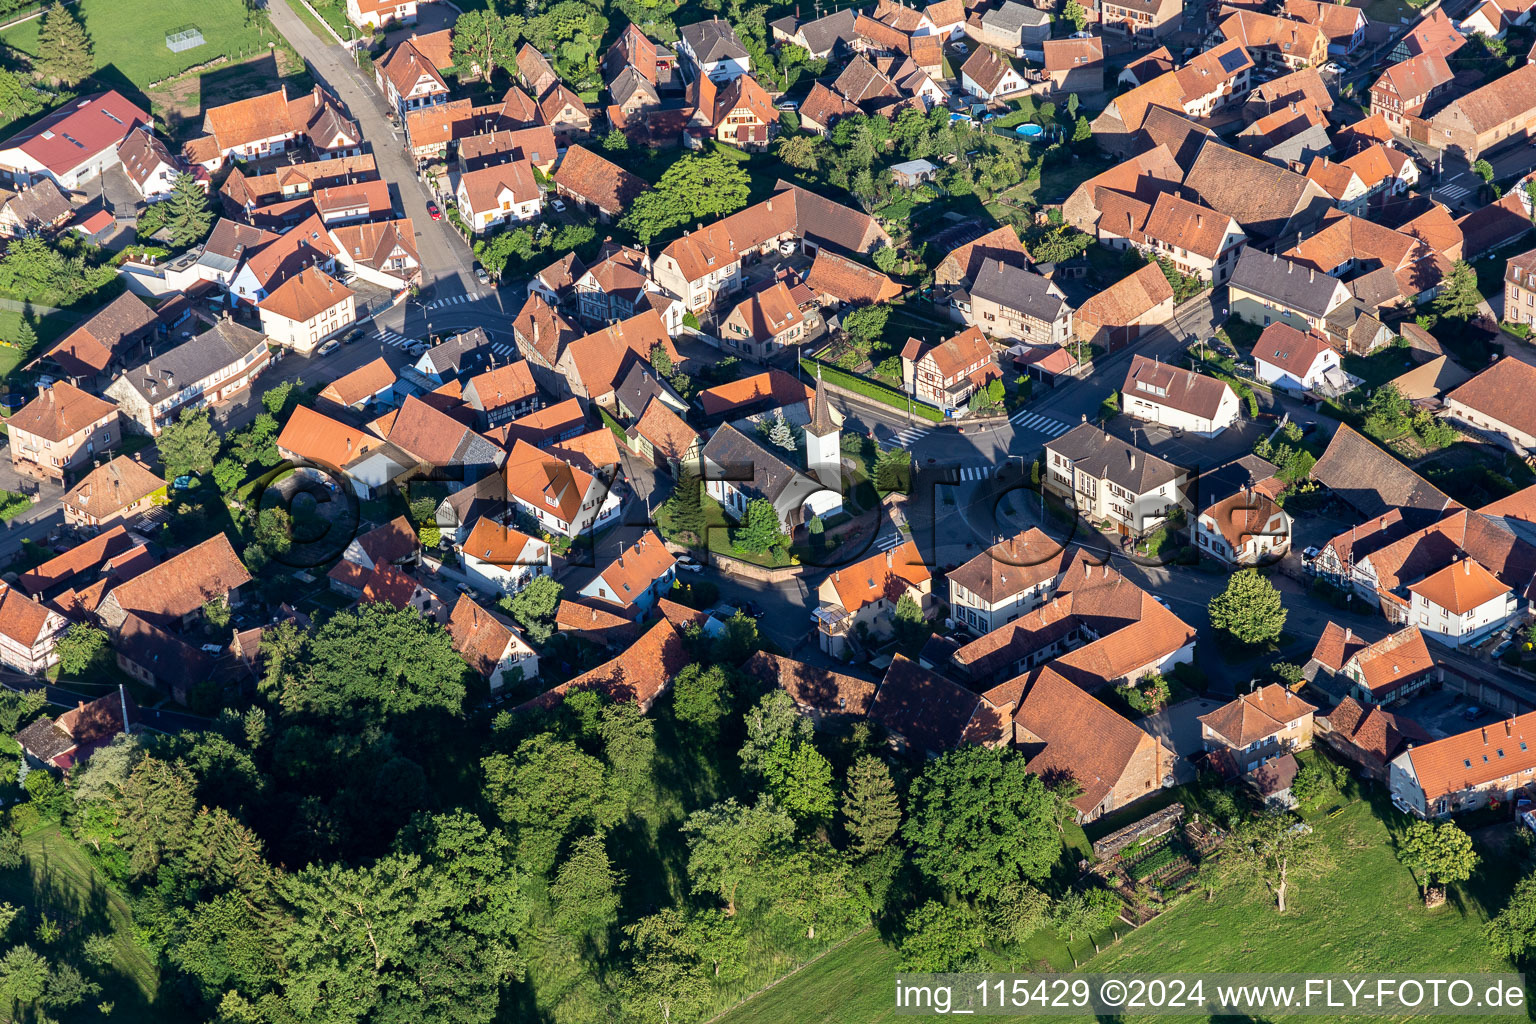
[341,326,365,344]
[426,201,441,221]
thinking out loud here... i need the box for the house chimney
[1344,626,1351,642]
[1196,213,1202,227]
[1309,268,1314,282]
[886,549,894,567]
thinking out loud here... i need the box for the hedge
[801,359,944,423]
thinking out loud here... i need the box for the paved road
[263,0,477,301]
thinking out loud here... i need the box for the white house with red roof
[347,0,418,29]
[0,91,149,190]
[1251,322,1344,392]
[1407,557,1518,647]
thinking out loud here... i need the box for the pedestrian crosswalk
[425,293,482,310]
[376,328,415,348]
[1436,183,1471,201]
[954,464,995,482]
[491,341,516,360]
[890,425,930,446]
[1009,408,1071,436]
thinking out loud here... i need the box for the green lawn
[1,825,167,1023]
[718,797,1521,1024]
[1,0,271,91]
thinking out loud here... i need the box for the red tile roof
[1199,683,1316,748]
[6,382,116,442]
[0,91,148,176]
[519,618,688,711]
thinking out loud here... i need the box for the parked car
[317,339,341,356]
[1321,61,1346,74]
[1494,639,1515,659]
[1302,546,1320,560]
[775,99,798,111]
[341,326,365,344]
[476,267,489,285]
[676,555,704,573]
[1463,704,1485,721]
[426,201,441,220]
[550,198,566,213]
[1152,595,1171,610]
[952,40,968,52]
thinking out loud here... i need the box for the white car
[776,99,798,111]
[676,557,704,573]
[317,339,341,356]
[550,198,566,213]
[1321,62,1345,74]
[952,40,968,52]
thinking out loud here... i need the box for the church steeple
[808,363,838,438]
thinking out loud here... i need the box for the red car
[426,201,441,221]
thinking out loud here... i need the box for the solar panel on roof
[1218,48,1247,73]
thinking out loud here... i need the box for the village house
[744,650,877,719]
[1196,486,1292,565]
[804,248,903,309]
[0,581,67,676]
[339,517,420,574]
[552,145,651,224]
[1251,322,1343,393]
[60,455,166,530]
[1283,0,1368,53]
[957,259,1072,346]
[346,0,417,30]
[577,531,677,617]
[1219,10,1328,69]
[0,90,148,190]
[257,269,357,354]
[7,381,121,484]
[700,422,840,537]
[459,516,552,597]
[574,245,656,325]
[718,282,805,357]
[374,31,453,116]
[1041,36,1105,95]
[494,439,623,539]
[1305,157,1371,217]
[1422,64,1536,162]
[1199,684,1316,772]
[690,73,780,151]
[1107,192,1247,286]
[816,540,932,657]
[900,326,997,412]
[769,9,859,60]
[1408,557,1519,647]
[1317,696,1431,780]
[462,362,540,427]
[1507,249,1536,331]
[105,317,270,436]
[517,618,689,714]
[555,309,682,407]
[369,395,506,481]
[987,666,1172,820]
[964,3,1050,60]
[117,126,186,203]
[626,397,701,476]
[1388,710,1536,817]
[188,85,360,171]
[947,528,1071,635]
[677,18,752,82]
[867,655,1008,756]
[97,533,251,632]
[1370,53,1455,132]
[447,594,539,690]
[934,224,1030,288]
[275,404,412,500]
[1072,261,1175,351]
[1099,0,1184,43]
[455,160,541,234]
[331,219,421,290]
[1227,248,1353,331]
[1311,622,1439,705]
[16,688,134,771]
[1044,423,1189,538]
[1121,355,1239,436]
[1443,356,1536,453]
[959,47,1028,101]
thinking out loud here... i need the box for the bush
[0,490,30,521]
[8,802,39,834]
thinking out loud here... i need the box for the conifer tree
[37,3,93,87]
[164,173,213,247]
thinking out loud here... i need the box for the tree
[842,303,890,343]
[622,153,751,244]
[507,575,562,644]
[986,879,1051,944]
[0,944,48,1007]
[899,901,986,971]
[602,128,629,151]
[903,746,1061,899]
[778,133,820,171]
[164,172,213,247]
[0,70,41,125]
[450,9,523,81]
[482,735,618,873]
[1065,92,1080,119]
[873,447,911,493]
[1029,227,1091,264]
[733,498,788,555]
[763,736,835,819]
[671,663,731,730]
[623,909,709,1024]
[1212,812,1328,913]
[1073,116,1091,142]
[1434,260,1482,322]
[842,755,901,856]
[872,245,899,273]
[1063,0,1089,29]
[157,407,221,478]
[649,341,673,376]
[1288,759,1345,805]
[1208,568,1287,645]
[1400,819,1477,889]
[36,3,93,86]
[1473,158,1495,183]
[203,596,232,629]
[1487,871,1536,958]
[53,622,108,677]
[551,833,623,941]
[683,797,796,916]
[9,313,35,361]
[740,689,812,777]
[661,470,706,544]
[766,412,796,451]
[892,592,927,645]
[599,700,655,797]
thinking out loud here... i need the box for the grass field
[1,825,166,1023]
[0,0,272,90]
[717,797,1520,1024]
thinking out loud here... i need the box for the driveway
[263,0,477,298]
[1143,696,1224,784]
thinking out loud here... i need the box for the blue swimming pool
[1016,124,1045,139]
